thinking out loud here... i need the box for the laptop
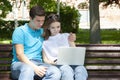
[57,47,86,65]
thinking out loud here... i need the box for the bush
[78,2,89,9]
[30,0,80,33]
[0,20,28,39]
[0,1,81,39]
[60,4,81,33]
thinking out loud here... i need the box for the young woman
[42,14,88,80]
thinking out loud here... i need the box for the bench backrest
[77,44,120,80]
[0,44,120,80]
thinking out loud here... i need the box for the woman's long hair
[43,13,62,40]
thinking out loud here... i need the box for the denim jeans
[58,65,88,80]
[11,60,61,80]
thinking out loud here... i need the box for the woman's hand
[49,60,56,65]
[68,33,76,42]
[68,33,76,47]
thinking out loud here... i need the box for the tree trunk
[89,0,101,44]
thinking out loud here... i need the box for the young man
[11,5,61,80]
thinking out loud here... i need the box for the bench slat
[0,66,10,71]
[0,44,120,80]
[86,65,120,70]
[0,71,120,80]
[0,47,12,52]
[86,47,120,52]
[88,71,120,78]
[1,59,120,65]
[0,60,12,64]
[0,52,12,58]
[1,65,120,71]
[85,59,120,64]
[0,72,11,80]
[86,52,120,58]
[88,78,120,80]
[77,44,120,46]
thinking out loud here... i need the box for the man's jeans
[11,60,61,80]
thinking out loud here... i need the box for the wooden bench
[0,44,120,80]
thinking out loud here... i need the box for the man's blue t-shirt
[12,23,44,63]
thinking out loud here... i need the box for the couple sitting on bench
[11,5,88,80]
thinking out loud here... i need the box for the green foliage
[0,20,28,39]
[30,0,57,12]
[0,0,12,19]
[78,2,88,9]
[60,4,80,33]
[30,0,80,33]
[99,0,108,2]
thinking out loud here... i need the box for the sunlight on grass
[0,40,12,44]
[0,29,120,44]
[76,29,120,44]
[102,41,120,44]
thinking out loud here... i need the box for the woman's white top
[42,33,70,61]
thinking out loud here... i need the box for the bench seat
[0,44,120,80]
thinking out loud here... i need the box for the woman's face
[49,22,61,36]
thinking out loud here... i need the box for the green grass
[0,29,120,44]
[0,38,12,44]
[0,40,12,44]
[76,29,120,44]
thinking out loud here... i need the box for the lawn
[76,29,120,44]
[0,29,120,44]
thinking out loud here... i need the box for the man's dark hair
[30,5,45,19]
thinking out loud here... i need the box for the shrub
[0,20,28,39]
[60,4,81,33]
[30,0,80,33]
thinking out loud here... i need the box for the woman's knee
[46,66,61,79]
[60,65,74,74]
[75,66,88,77]
[59,65,74,80]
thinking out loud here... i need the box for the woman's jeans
[11,60,61,80]
[58,65,88,80]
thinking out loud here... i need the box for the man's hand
[34,65,47,77]
[68,33,76,42]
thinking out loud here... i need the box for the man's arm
[15,44,47,77]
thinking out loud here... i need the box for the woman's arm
[42,50,55,65]
[69,42,76,47]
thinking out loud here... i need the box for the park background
[0,0,120,44]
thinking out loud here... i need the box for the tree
[30,0,80,33]
[89,0,120,44]
[89,0,101,44]
[29,0,57,12]
[0,0,12,20]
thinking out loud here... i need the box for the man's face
[31,16,45,30]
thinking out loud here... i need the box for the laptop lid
[57,47,86,65]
